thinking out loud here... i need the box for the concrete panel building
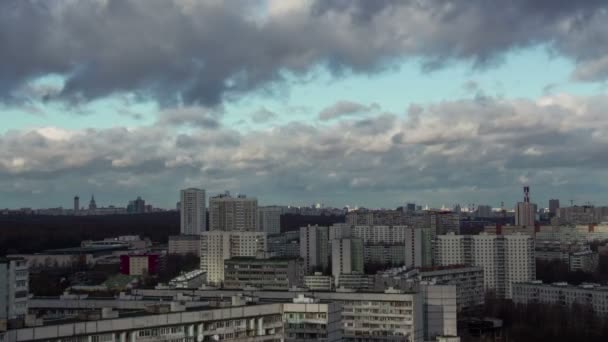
[435,233,535,298]
[180,188,206,235]
[224,257,304,290]
[300,225,329,273]
[209,192,258,232]
[200,231,267,285]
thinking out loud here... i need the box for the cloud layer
[2,0,608,106]
[3,93,608,207]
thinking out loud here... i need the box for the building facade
[224,257,304,290]
[209,192,258,232]
[0,258,29,324]
[259,206,282,235]
[200,231,267,285]
[435,233,535,298]
[299,225,329,273]
[330,239,364,285]
[168,235,201,256]
[180,188,206,235]
[513,281,608,317]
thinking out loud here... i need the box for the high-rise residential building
[258,206,282,235]
[200,231,266,285]
[180,188,206,235]
[300,225,329,273]
[0,257,29,322]
[476,205,492,218]
[435,232,535,298]
[209,192,258,231]
[549,199,560,215]
[73,196,79,212]
[515,186,537,227]
[331,238,364,285]
[404,227,432,268]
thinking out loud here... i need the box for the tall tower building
[180,188,206,235]
[515,186,537,227]
[209,192,258,231]
[258,206,282,235]
[331,238,364,286]
[300,225,329,273]
[73,196,79,212]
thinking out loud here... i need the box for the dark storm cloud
[2,0,608,108]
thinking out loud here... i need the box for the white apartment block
[435,233,535,298]
[209,192,258,231]
[283,296,342,342]
[331,239,364,286]
[258,206,282,235]
[513,281,608,317]
[0,257,29,322]
[180,188,206,235]
[300,225,329,273]
[200,231,266,285]
[405,227,433,268]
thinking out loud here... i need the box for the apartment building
[259,206,282,235]
[375,266,484,312]
[283,296,342,342]
[435,233,535,298]
[135,288,427,342]
[513,281,608,317]
[180,188,206,235]
[303,273,333,291]
[200,231,267,285]
[168,235,201,256]
[330,239,364,286]
[300,225,329,273]
[224,257,304,290]
[209,192,258,231]
[0,257,29,326]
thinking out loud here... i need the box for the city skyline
[3,1,608,208]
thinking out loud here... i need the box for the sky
[2,0,608,209]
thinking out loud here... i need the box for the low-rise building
[120,253,165,276]
[168,269,206,289]
[569,250,599,273]
[1,303,285,341]
[336,273,374,291]
[224,257,304,290]
[375,266,484,312]
[168,235,201,256]
[303,273,333,291]
[513,281,608,316]
[0,257,29,327]
[283,295,342,342]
